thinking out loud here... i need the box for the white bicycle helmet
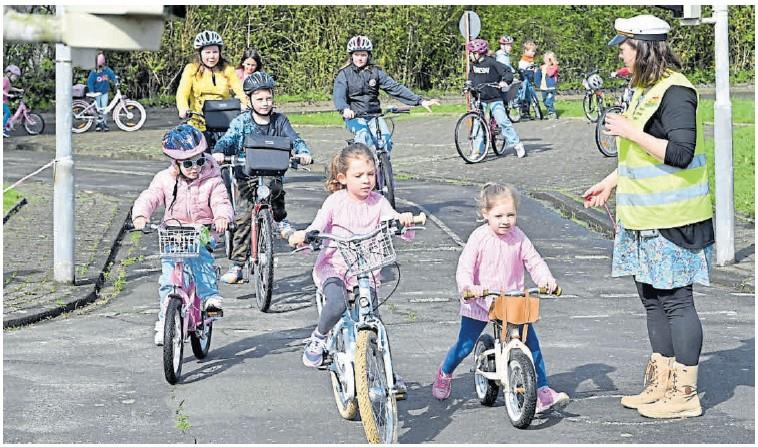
[193,30,224,50]
[587,73,603,90]
[347,35,373,53]
[5,65,21,77]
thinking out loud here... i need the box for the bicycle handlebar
[293,213,426,252]
[127,220,235,234]
[358,106,412,119]
[462,286,563,301]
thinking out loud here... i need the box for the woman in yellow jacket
[583,15,713,421]
[176,30,248,142]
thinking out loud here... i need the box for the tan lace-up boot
[620,353,673,409]
[637,360,702,419]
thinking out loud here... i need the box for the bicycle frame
[5,100,31,130]
[78,88,126,117]
[166,259,209,340]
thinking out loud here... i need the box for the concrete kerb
[2,202,133,329]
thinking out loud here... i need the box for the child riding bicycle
[131,125,233,345]
[431,183,569,414]
[212,71,313,284]
[467,39,525,158]
[332,35,439,155]
[3,65,24,138]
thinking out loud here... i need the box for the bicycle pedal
[206,309,223,318]
[392,389,407,401]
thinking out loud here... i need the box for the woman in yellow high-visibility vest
[583,14,713,420]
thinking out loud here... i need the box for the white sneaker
[204,295,223,311]
[154,320,164,346]
[220,264,243,284]
[302,332,327,368]
[514,142,526,158]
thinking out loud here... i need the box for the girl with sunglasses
[132,124,234,345]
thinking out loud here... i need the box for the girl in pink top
[131,125,233,345]
[235,48,262,82]
[289,143,414,369]
[431,183,569,413]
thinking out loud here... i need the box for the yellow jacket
[175,62,248,131]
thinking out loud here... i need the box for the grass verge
[703,125,755,217]
[3,186,23,214]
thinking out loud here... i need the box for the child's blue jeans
[471,100,520,155]
[158,239,218,320]
[441,315,549,388]
[542,90,556,115]
[346,116,393,154]
[3,103,11,129]
[94,93,109,124]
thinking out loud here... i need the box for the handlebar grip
[303,230,320,244]
[537,285,562,296]
[412,213,426,225]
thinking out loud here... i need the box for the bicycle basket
[158,226,202,258]
[488,295,540,325]
[336,221,397,277]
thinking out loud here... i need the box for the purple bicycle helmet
[499,35,514,45]
[5,65,21,77]
[466,39,489,55]
[161,124,207,160]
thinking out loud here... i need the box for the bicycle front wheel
[505,99,522,123]
[504,350,537,429]
[595,106,622,157]
[356,329,398,444]
[253,208,275,312]
[530,94,544,120]
[163,297,184,385]
[113,100,147,131]
[454,112,488,164]
[377,151,396,208]
[583,92,600,122]
[71,101,94,133]
[23,113,45,135]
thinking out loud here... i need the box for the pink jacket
[131,157,234,232]
[456,224,555,322]
[305,190,413,290]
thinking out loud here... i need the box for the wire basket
[158,226,202,258]
[336,221,397,277]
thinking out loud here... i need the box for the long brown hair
[192,51,229,78]
[325,143,375,192]
[624,39,682,88]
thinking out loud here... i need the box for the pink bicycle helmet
[5,65,21,77]
[466,39,489,55]
[96,53,106,67]
[347,35,373,53]
[161,124,207,160]
[499,35,514,45]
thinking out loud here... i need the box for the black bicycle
[581,69,606,123]
[595,75,633,158]
[352,107,410,209]
[510,67,543,122]
[454,81,516,164]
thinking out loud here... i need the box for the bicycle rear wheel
[113,100,147,131]
[377,151,396,208]
[454,112,489,164]
[595,106,622,157]
[163,297,184,385]
[253,208,275,312]
[23,113,45,135]
[505,99,522,123]
[355,329,398,444]
[71,101,94,133]
[530,93,544,120]
[330,327,359,420]
[190,311,213,360]
[474,334,500,406]
[504,350,537,429]
[583,92,600,122]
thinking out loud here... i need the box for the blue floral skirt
[612,224,713,289]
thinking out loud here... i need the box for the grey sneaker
[277,218,294,240]
[302,332,327,368]
[514,142,526,158]
[220,264,243,284]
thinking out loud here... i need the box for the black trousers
[229,175,286,264]
[635,280,703,366]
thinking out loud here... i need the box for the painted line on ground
[396,197,465,247]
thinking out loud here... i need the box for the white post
[54,6,75,283]
[711,4,735,266]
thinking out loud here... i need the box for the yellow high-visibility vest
[616,71,712,230]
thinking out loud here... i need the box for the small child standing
[535,51,560,119]
[86,53,118,131]
[517,40,539,119]
[431,183,569,414]
[131,125,233,345]
[494,35,514,70]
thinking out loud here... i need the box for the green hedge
[4,5,754,110]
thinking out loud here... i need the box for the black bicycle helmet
[243,71,276,95]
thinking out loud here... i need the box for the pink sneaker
[432,367,453,400]
[536,386,569,414]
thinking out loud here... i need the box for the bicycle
[136,222,223,385]
[220,137,302,312]
[512,67,543,122]
[454,81,514,164]
[4,92,45,136]
[71,78,146,133]
[468,286,562,429]
[350,107,410,209]
[595,75,633,158]
[581,69,606,123]
[294,214,426,444]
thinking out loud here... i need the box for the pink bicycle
[139,222,223,384]
[4,92,45,136]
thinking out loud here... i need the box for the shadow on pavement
[699,337,755,412]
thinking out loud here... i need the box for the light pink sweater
[456,224,555,322]
[305,189,412,290]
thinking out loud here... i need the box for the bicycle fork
[355,276,397,396]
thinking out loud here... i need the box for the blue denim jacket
[213,110,311,157]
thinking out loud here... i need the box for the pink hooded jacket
[131,156,234,231]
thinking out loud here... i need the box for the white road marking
[570,314,610,319]
[396,197,466,247]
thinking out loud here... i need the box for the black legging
[317,277,378,335]
[635,280,703,366]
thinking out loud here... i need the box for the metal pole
[712,4,735,266]
[54,5,75,283]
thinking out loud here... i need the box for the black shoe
[95,123,102,132]
[102,124,110,132]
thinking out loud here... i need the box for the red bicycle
[4,92,45,136]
